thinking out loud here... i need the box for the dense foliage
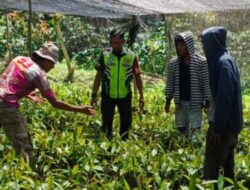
[1,11,250,81]
[0,10,250,189]
[0,65,249,189]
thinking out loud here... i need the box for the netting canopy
[0,0,250,18]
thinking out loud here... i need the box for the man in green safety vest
[91,29,144,140]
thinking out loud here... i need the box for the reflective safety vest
[102,49,136,98]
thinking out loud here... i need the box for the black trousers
[203,125,238,182]
[101,95,132,140]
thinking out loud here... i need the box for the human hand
[27,93,46,105]
[165,103,170,113]
[91,97,98,107]
[82,106,96,116]
[209,130,221,145]
[139,96,145,111]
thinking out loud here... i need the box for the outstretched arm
[33,78,96,115]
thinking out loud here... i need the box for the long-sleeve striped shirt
[165,31,210,111]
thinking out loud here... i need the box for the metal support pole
[28,0,32,56]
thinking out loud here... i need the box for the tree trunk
[5,12,12,63]
[131,16,138,98]
[54,15,74,82]
[164,15,173,74]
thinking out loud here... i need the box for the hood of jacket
[201,26,228,97]
[174,31,195,57]
[201,26,228,63]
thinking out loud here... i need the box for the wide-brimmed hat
[34,42,59,64]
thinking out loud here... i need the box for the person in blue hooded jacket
[201,26,243,182]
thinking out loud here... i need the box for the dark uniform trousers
[101,95,132,140]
